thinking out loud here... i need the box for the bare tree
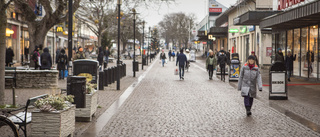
[13,0,80,58]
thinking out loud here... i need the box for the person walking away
[104,46,110,68]
[251,51,259,67]
[185,49,191,69]
[176,49,188,80]
[160,50,166,67]
[307,51,314,74]
[218,50,228,82]
[172,51,176,61]
[285,51,296,82]
[5,47,14,67]
[57,49,67,79]
[32,46,40,70]
[168,50,172,61]
[24,46,29,61]
[55,48,60,64]
[97,47,104,70]
[238,55,262,116]
[40,48,52,70]
[275,48,284,63]
[206,50,216,80]
[74,48,86,60]
[226,50,231,65]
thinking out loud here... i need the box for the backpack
[33,52,39,62]
[42,57,48,66]
[59,54,65,63]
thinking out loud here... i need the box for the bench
[7,94,48,136]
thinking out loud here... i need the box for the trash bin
[133,61,139,72]
[67,76,86,108]
[229,53,240,81]
[142,55,147,65]
[269,62,288,100]
[73,60,99,84]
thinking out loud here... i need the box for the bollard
[111,67,115,83]
[107,67,112,85]
[119,64,123,78]
[124,63,127,76]
[98,71,104,90]
[104,69,108,86]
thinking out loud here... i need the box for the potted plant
[75,83,98,122]
[31,94,75,137]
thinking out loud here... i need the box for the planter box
[31,105,75,137]
[75,90,98,122]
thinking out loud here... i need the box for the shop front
[260,0,320,80]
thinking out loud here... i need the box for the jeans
[179,65,185,78]
[244,96,254,107]
[220,64,225,80]
[169,56,171,61]
[208,65,214,78]
[59,69,65,79]
[287,70,292,79]
[162,59,165,67]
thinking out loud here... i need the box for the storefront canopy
[208,27,228,37]
[260,1,320,30]
[234,11,281,25]
[197,31,208,41]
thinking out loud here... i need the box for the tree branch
[3,0,14,10]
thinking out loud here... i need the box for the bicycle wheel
[0,116,19,137]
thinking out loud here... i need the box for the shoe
[288,78,291,82]
[182,77,184,80]
[246,106,252,116]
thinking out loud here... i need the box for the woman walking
[206,50,216,80]
[57,49,68,79]
[238,55,262,116]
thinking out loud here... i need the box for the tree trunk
[122,42,127,54]
[98,34,102,47]
[0,3,7,105]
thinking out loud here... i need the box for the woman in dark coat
[57,49,67,79]
[6,47,14,67]
[40,48,52,70]
[285,51,296,82]
[97,47,104,70]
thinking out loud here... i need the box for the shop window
[309,25,318,78]
[301,27,308,77]
[293,28,300,76]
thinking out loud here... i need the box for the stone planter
[31,105,75,137]
[75,90,98,122]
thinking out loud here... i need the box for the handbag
[174,68,178,75]
[241,87,250,97]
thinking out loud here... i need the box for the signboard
[209,8,222,13]
[202,42,207,44]
[266,47,272,56]
[271,73,286,93]
[278,0,305,10]
[208,35,216,40]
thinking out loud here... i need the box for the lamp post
[149,26,151,63]
[68,0,73,76]
[131,8,137,77]
[117,0,122,90]
[142,21,145,70]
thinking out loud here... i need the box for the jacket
[160,53,166,60]
[97,47,104,65]
[57,53,67,70]
[218,54,227,65]
[275,53,284,63]
[285,55,296,71]
[206,55,216,69]
[238,63,262,98]
[176,53,187,66]
[6,48,14,63]
[40,48,52,70]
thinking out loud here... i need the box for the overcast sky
[137,0,237,28]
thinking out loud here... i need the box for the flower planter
[75,90,98,122]
[31,105,75,137]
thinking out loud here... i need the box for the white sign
[271,73,286,93]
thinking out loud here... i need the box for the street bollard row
[101,63,127,88]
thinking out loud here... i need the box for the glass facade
[272,25,320,80]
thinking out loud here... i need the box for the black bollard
[111,67,114,83]
[107,67,112,85]
[104,69,108,87]
[99,71,104,90]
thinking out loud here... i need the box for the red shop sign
[209,8,222,13]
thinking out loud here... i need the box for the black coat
[218,54,227,65]
[285,55,296,71]
[97,51,104,65]
[40,48,52,70]
[57,53,67,70]
[6,48,14,63]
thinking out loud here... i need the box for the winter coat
[160,53,166,60]
[40,48,52,70]
[218,54,228,65]
[97,51,104,65]
[238,63,263,98]
[206,55,217,69]
[176,53,187,66]
[285,55,296,71]
[55,49,60,63]
[6,48,14,64]
[57,52,67,70]
[275,53,284,63]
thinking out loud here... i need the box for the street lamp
[142,20,145,70]
[68,0,73,76]
[131,8,138,77]
[149,26,151,63]
[117,0,122,90]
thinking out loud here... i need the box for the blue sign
[34,4,42,16]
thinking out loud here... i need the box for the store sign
[203,42,207,45]
[278,0,305,10]
[248,26,255,32]
[229,29,239,33]
[266,47,272,56]
[271,73,286,93]
[208,35,216,40]
[240,26,247,34]
[209,8,222,13]
[57,27,63,32]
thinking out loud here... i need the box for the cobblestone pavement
[98,56,320,136]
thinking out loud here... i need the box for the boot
[245,106,252,116]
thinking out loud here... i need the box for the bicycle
[0,107,23,137]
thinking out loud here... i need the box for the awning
[197,31,208,41]
[234,11,281,25]
[260,1,320,29]
[208,27,228,37]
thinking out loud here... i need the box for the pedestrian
[57,49,67,79]
[176,49,187,80]
[251,51,259,67]
[307,51,314,73]
[185,49,191,70]
[275,48,284,63]
[226,50,231,65]
[172,51,176,61]
[168,50,172,61]
[218,50,228,82]
[5,47,14,67]
[32,46,40,70]
[104,46,110,67]
[285,51,296,82]
[97,47,104,70]
[160,50,167,67]
[206,50,216,80]
[55,48,60,64]
[238,55,262,116]
[40,48,52,70]
[24,46,29,61]
[74,48,86,60]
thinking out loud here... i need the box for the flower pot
[31,105,75,137]
[75,90,98,122]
